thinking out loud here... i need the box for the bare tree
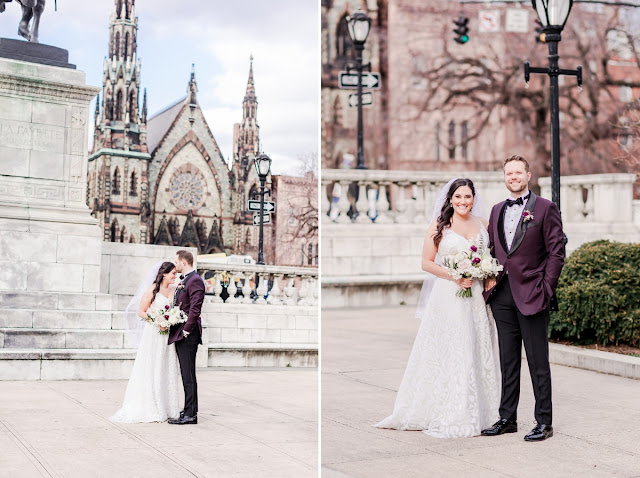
[400,4,640,185]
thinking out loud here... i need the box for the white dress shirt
[503,190,529,250]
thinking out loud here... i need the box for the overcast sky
[0,0,319,175]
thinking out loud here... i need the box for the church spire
[233,55,260,159]
[91,0,146,153]
[244,54,256,102]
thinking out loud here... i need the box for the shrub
[549,240,640,346]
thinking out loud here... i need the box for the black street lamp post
[346,10,372,170]
[525,0,581,210]
[254,153,272,265]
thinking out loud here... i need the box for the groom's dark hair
[176,250,194,266]
[503,154,530,172]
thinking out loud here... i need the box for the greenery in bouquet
[442,244,503,298]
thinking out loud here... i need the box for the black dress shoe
[481,418,518,436]
[524,424,553,441]
[168,415,197,425]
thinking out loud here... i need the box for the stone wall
[100,242,198,295]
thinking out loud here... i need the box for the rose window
[169,170,206,210]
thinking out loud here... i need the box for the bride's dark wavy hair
[433,178,475,247]
[152,262,176,303]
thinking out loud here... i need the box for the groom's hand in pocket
[484,277,496,292]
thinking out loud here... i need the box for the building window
[448,121,456,160]
[124,32,129,60]
[112,167,120,195]
[434,121,440,161]
[129,90,136,120]
[620,86,633,103]
[336,14,355,62]
[289,207,297,226]
[461,121,468,161]
[116,90,123,121]
[110,219,119,242]
[130,171,137,196]
[114,31,120,60]
[308,243,313,265]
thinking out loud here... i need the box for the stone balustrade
[539,174,637,224]
[197,261,318,307]
[321,169,505,225]
[322,170,640,308]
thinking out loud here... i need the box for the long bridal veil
[415,178,487,319]
[124,261,163,348]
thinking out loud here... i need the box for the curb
[548,343,640,380]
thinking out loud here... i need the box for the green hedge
[549,240,640,346]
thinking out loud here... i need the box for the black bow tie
[179,274,185,280]
[506,194,529,207]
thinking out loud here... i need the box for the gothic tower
[87,0,151,244]
[233,55,260,159]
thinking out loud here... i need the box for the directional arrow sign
[248,200,276,213]
[253,213,271,225]
[348,92,373,108]
[339,71,381,90]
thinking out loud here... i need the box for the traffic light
[453,15,469,44]
[534,19,546,43]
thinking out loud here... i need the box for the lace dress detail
[374,226,501,438]
[110,293,181,423]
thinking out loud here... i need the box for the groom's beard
[507,182,527,194]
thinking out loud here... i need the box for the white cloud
[1,0,319,175]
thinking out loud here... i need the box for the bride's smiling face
[163,269,177,285]
[451,186,474,217]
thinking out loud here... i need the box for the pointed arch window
[129,170,137,196]
[336,14,355,62]
[116,90,123,121]
[115,32,120,60]
[124,32,129,60]
[110,219,119,242]
[116,0,123,18]
[112,167,121,195]
[120,226,128,243]
[129,234,135,243]
[129,90,136,121]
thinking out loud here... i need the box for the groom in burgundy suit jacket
[168,250,204,425]
[481,155,565,442]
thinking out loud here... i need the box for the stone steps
[0,348,136,380]
[208,343,318,368]
[0,328,127,349]
[0,290,122,311]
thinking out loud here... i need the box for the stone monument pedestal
[0,52,101,293]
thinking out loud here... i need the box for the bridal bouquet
[144,303,188,335]
[442,245,503,298]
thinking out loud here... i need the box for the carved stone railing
[539,174,637,224]
[321,169,505,224]
[196,262,318,306]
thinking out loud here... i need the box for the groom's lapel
[508,192,537,256]
[496,201,508,254]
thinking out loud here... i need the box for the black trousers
[490,276,552,425]
[175,329,200,417]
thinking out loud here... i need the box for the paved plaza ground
[322,306,640,478]
[0,368,317,478]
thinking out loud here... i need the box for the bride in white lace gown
[375,178,501,438]
[110,261,181,423]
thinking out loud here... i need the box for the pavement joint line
[0,414,58,478]
[208,418,317,471]
[322,443,518,477]
[45,384,202,478]
[208,388,314,423]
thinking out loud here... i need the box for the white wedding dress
[110,293,181,423]
[375,226,501,438]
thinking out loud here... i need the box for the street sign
[478,10,500,33]
[505,8,529,33]
[253,213,271,225]
[248,200,276,213]
[338,71,381,90]
[348,92,373,108]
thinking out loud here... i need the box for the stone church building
[87,0,269,257]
